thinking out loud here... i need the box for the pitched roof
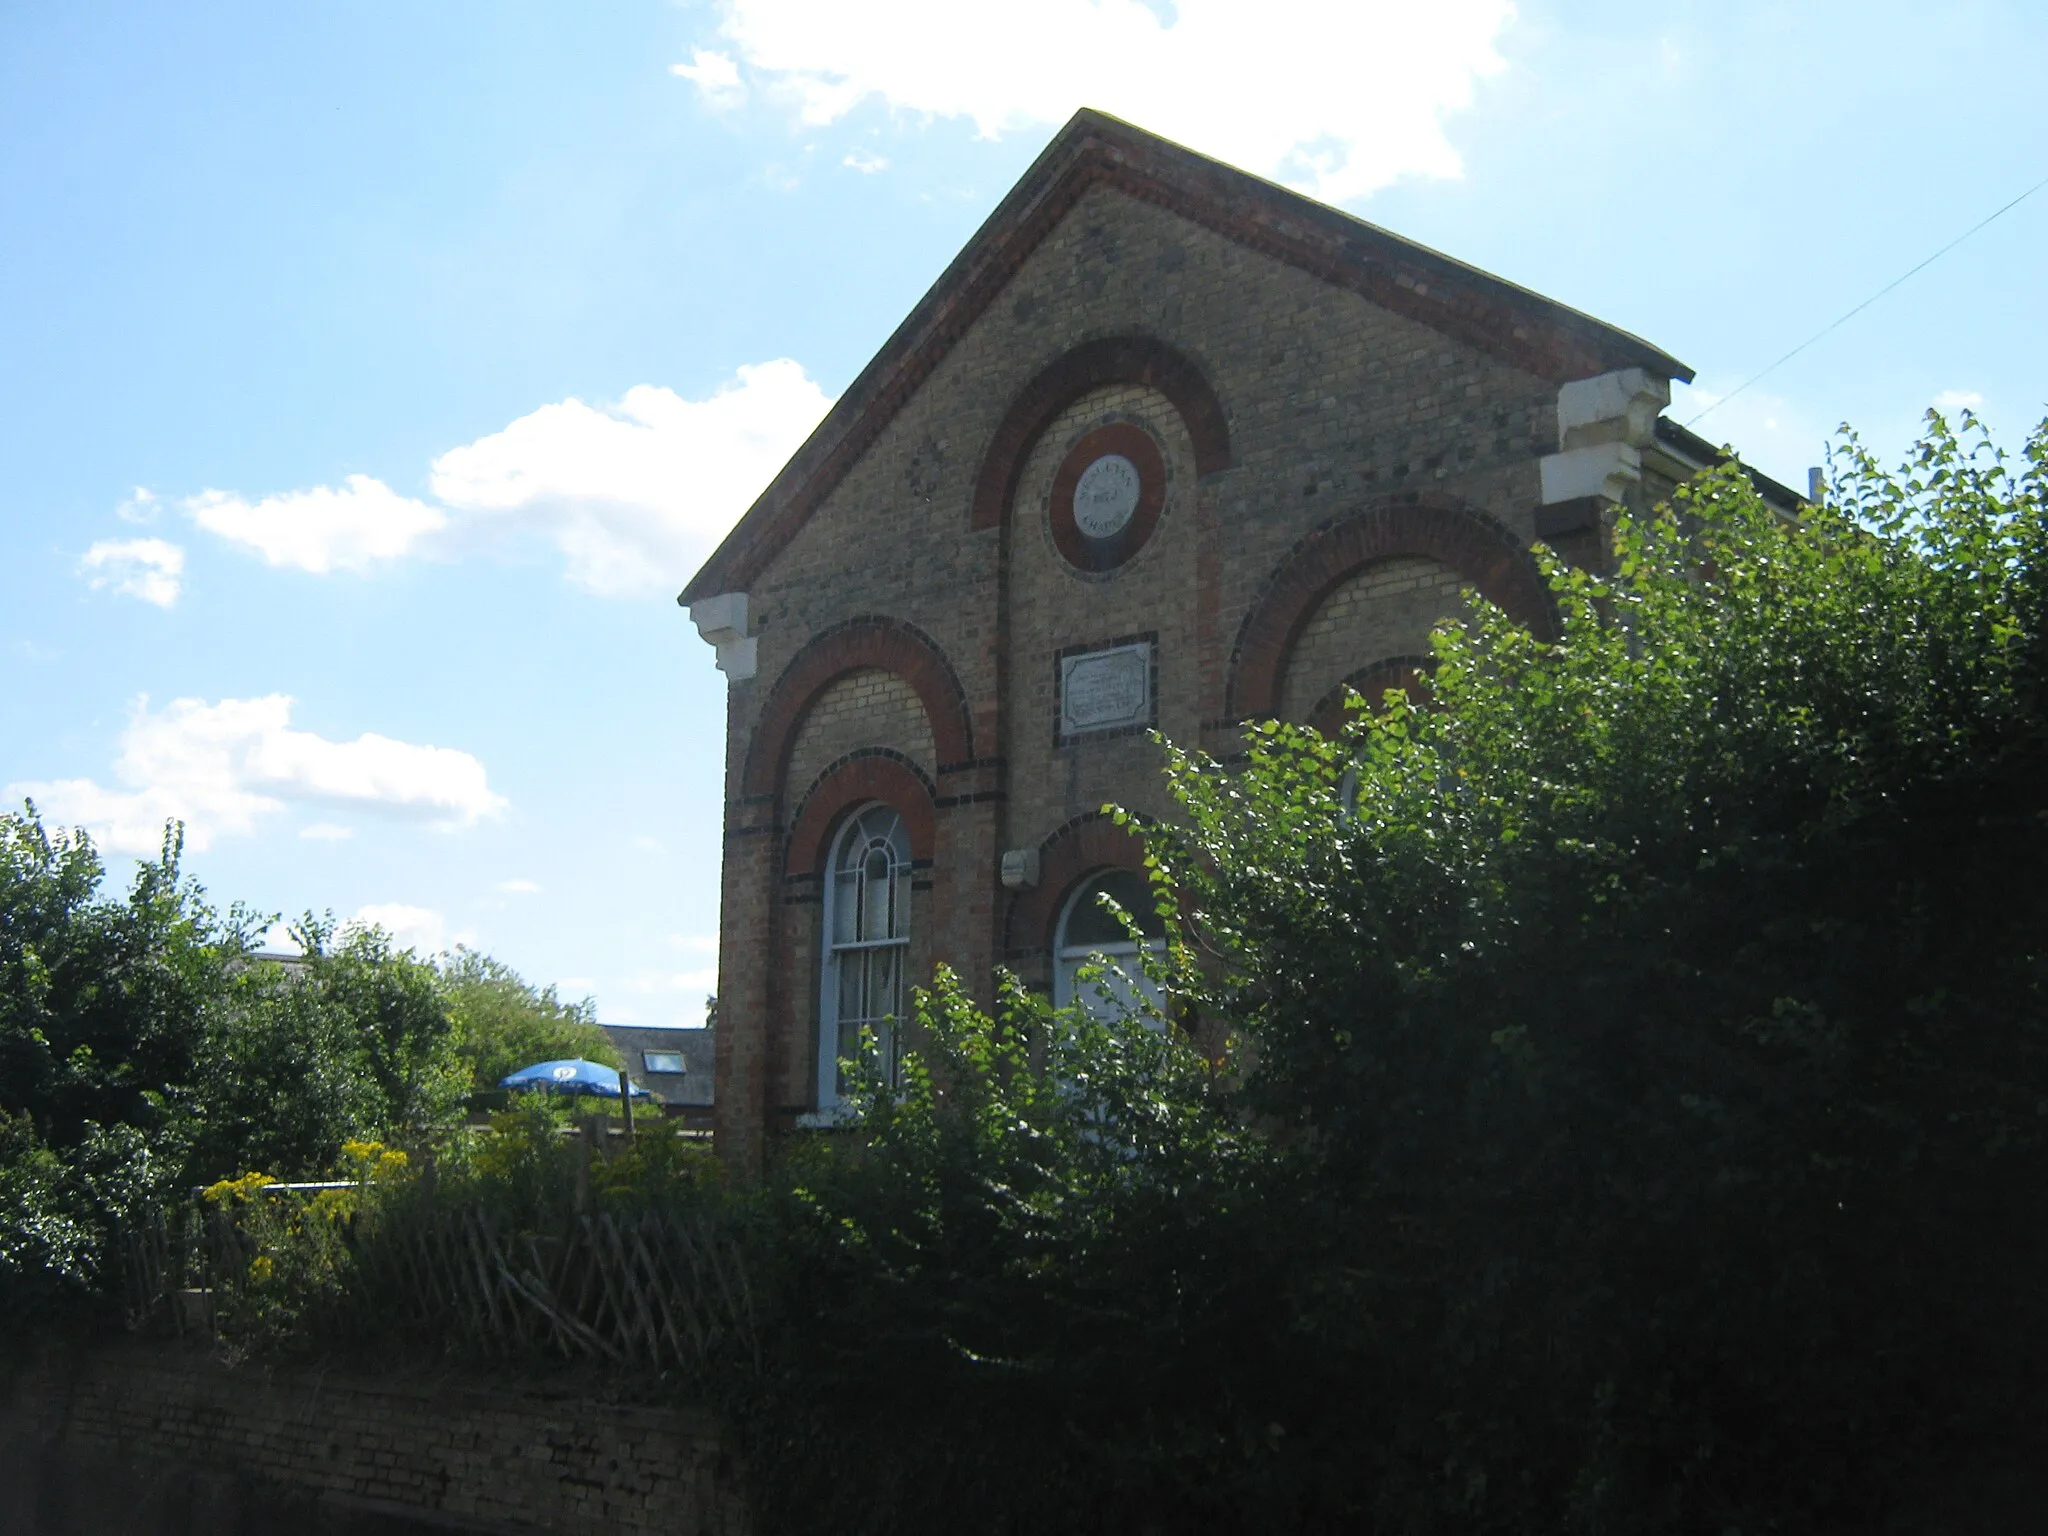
[681,108,1693,605]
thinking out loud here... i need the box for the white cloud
[174,363,831,601]
[671,47,749,110]
[427,360,832,597]
[117,487,160,525]
[1932,389,1984,412]
[6,694,506,854]
[187,473,445,574]
[299,822,354,841]
[678,0,1514,202]
[843,148,888,173]
[499,878,542,894]
[79,538,184,608]
[256,921,304,955]
[346,902,450,957]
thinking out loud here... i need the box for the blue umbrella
[499,1058,652,1098]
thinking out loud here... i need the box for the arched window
[818,804,912,1110]
[1054,867,1168,1025]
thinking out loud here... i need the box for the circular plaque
[1073,454,1140,538]
[1048,422,1166,574]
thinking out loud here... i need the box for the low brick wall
[0,1341,746,1535]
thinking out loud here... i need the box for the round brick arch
[1306,654,1436,736]
[784,750,938,875]
[744,616,974,801]
[970,335,1232,533]
[1226,492,1555,721]
[1004,811,1149,955]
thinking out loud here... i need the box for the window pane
[1061,869,1165,948]
[836,951,863,1020]
[832,870,860,944]
[866,947,899,1022]
[1062,953,1168,1028]
[642,1051,684,1074]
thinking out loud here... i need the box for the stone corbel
[1537,367,1671,513]
[1539,441,1643,506]
[689,592,757,681]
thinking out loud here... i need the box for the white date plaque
[1072,454,1141,539]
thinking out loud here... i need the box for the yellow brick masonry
[1278,557,1468,719]
[785,667,937,808]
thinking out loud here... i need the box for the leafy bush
[711,413,2048,1534]
[440,947,617,1095]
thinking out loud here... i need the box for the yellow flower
[249,1255,275,1283]
[202,1171,276,1205]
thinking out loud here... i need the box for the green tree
[1136,410,2048,1530]
[0,810,470,1311]
[439,946,616,1093]
[735,413,2048,1534]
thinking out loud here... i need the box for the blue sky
[4,0,2044,1025]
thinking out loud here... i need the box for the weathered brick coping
[0,1341,746,1535]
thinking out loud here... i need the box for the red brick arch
[784,751,937,875]
[970,335,1232,533]
[744,616,973,800]
[1003,812,1149,956]
[1307,654,1436,736]
[1227,493,1554,721]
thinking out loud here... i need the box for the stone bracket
[689,592,757,681]
[1539,441,1642,507]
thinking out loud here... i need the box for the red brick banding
[1047,421,1168,573]
[970,335,1231,533]
[744,616,973,801]
[1306,653,1436,735]
[784,750,938,874]
[1226,493,1555,721]
[682,112,1688,605]
[1004,811,1148,955]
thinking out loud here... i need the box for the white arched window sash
[817,804,912,1112]
[1053,867,1168,1026]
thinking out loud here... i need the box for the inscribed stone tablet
[1060,642,1152,736]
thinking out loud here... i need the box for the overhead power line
[1686,169,2048,428]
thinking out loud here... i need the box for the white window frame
[1053,868,1168,1026]
[642,1050,685,1075]
[815,803,912,1114]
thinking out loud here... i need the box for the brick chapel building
[683,110,1776,1170]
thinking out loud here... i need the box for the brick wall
[1279,556,1466,719]
[712,178,1574,1158]
[785,667,937,805]
[0,1344,745,1536]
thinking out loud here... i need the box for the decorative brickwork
[688,114,1691,1169]
[743,616,972,802]
[785,750,938,874]
[970,334,1231,533]
[1228,494,1554,721]
[786,668,938,802]
[682,110,1688,605]
[1047,420,1168,573]
[1005,812,1148,959]
[1279,558,1465,720]
[1307,653,1436,735]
